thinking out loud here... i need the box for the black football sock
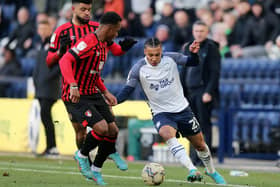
[80,130,103,156]
[104,136,117,155]
[93,136,117,168]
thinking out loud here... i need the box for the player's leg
[187,132,226,184]
[153,113,200,182]
[38,98,59,156]
[180,107,225,184]
[78,120,108,185]
[71,122,87,149]
[94,100,128,171]
[64,100,107,184]
[106,122,128,170]
[91,123,119,185]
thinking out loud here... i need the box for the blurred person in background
[199,10,215,35]
[263,0,280,20]
[0,6,11,39]
[172,10,192,51]
[33,20,60,157]
[36,12,49,24]
[241,1,279,48]
[57,2,72,27]
[48,14,58,31]
[7,7,35,57]
[0,46,21,97]
[212,22,231,58]
[231,1,280,58]
[104,0,124,18]
[181,21,221,166]
[265,35,280,60]
[222,12,238,47]
[155,24,174,52]
[140,10,158,38]
[231,0,251,46]
[157,2,174,29]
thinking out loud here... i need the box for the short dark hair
[72,0,92,4]
[100,12,122,25]
[193,20,208,27]
[144,37,162,48]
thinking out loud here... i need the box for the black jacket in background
[8,21,34,50]
[181,38,221,102]
[33,37,61,100]
[241,12,279,47]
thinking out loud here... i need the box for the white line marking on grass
[0,167,255,187]
[0,161,140,173]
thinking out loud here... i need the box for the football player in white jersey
[115,37,226,184]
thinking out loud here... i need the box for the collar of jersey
[144,56,163,68]
[70,20,89,28]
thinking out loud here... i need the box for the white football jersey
[126,52,193,115]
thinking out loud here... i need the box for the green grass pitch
[0,155,279,187]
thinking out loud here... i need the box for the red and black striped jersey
[46,20,125,101]
[49,20,99,54]
[46,20,124,67]
[60,33,109,101]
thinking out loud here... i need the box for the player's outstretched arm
[108,37,137,56]
[116,85,135,104]
[164,51,199,67]
[116,60,140,104]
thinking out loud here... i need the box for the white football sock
[78,150,87,158]
[91,165,101,172]
[166,137,196,171]
[196,144,215,173]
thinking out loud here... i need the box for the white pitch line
[0,167,255,187]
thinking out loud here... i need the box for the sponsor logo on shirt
[149,78,174,91]
[72,41,87,54]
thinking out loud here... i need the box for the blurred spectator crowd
[0,0,280,97]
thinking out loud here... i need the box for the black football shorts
[64,93,115,127]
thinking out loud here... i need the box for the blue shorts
[152,107,201,137]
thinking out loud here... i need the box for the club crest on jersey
[85,110,92,117]
[71,36,76,40]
